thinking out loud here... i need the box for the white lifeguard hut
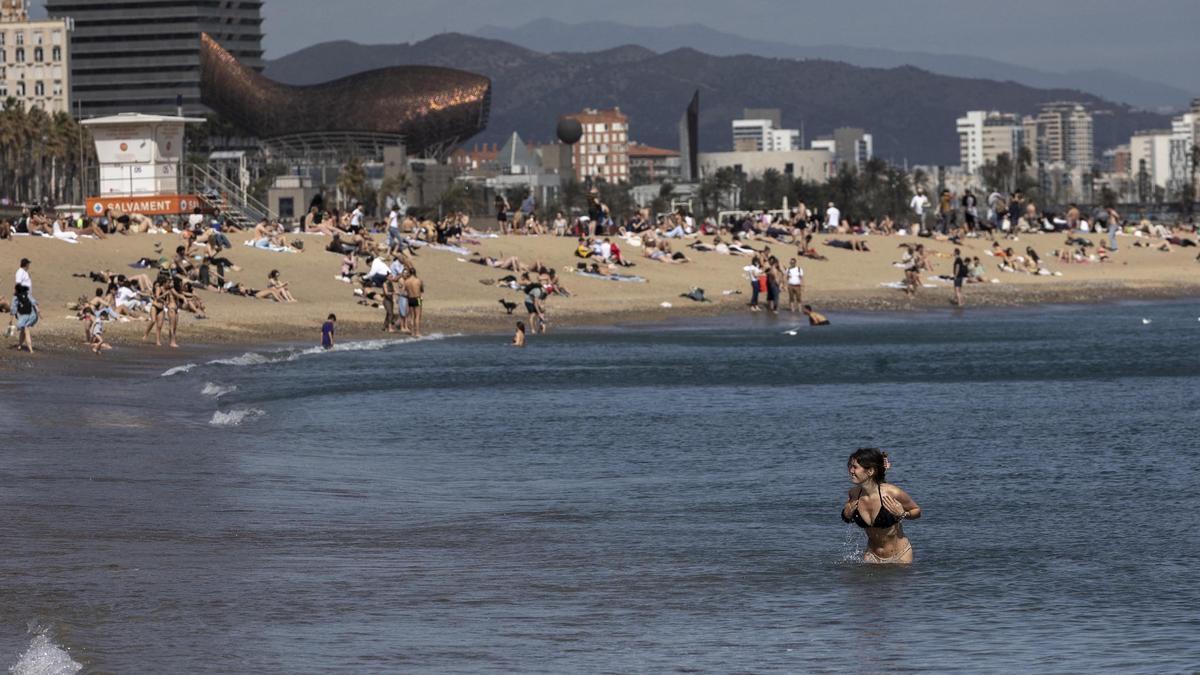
[81,113,204,217]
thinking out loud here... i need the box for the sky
[33,0,1200,91]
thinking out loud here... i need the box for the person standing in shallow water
[841,447,921,564]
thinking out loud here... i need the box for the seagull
[784,330,798,336]
[1141,318,1152,325]
[498,299,517,315]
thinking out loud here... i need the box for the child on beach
[321,313,336,350]
[88,311,111,354]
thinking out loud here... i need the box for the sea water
[1,302,1198,673]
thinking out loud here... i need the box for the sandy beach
[1,227,1197,361]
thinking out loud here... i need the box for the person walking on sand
[952,247,968,307]
[825,202,840,233]
[10,283,39,353]
[403,268,424,337]
[321,313,336,349]
[909,188,929,235]
[841,447,921,564]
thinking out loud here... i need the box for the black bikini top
[843,484,900,529]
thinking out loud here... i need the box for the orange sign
[86,195,202,216]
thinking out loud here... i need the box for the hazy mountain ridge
[265,33,1170,164]
[474,19,1193,111]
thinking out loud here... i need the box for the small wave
[200,382,237,398]
[207,334,452,368]
[209,408,265,427]
[9,634,82,675]
[160,363,198,377]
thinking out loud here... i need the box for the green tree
[337,157,367,210]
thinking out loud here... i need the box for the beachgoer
[10,283,39,353]
[403,268,424,337]
[382,273,399,332]
[785,258,804,312]
[15,258,31,292]
[321,313,336,349]
[802,304,830,326]
[512,321,526,347]
[952,247,968,306]
[841,447,921,564]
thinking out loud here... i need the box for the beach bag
[16,295,33,316]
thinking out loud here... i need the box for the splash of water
[200,382,237,398]
[9,634,82,675]
[209,407,265,427]
[160,363,198,377]
[208,334,453,368]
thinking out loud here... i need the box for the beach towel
[425,243,472,255]
[572,270,647,283]
[880,281,937,290]
[242,240,296,253]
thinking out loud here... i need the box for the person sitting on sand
[968,257,987,283]
[257,269,296,303]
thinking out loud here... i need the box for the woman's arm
[883,485,921,520]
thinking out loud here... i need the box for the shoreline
[2,230,1197,369]
[5,288,1197,377]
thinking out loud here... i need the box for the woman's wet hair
[849,447,887,483]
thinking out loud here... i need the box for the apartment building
[560,107,629,183]
[0,0,71,114]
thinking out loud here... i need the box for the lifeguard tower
[81,113,204,218]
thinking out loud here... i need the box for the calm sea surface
[1,301,1198,673]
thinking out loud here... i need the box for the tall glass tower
[45,0,264,118]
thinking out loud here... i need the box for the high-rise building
[957,110,1024,174]
[1167,98,1200,196]
[730,109,801,153]
[45,0,264,118]
[0,0,72,114]
[561,107,629,183]
[1034,102,1093,170]
[1129,129,1173,192]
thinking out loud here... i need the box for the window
[16,81,25,96]
[0,49,5,63]
[278,197,294,218]
[785,163,795,175]
[15,47,23,63]
[33,81,43,96]
[0,85,6,97]
[52,81,62,96]
[52,31,62,46]
[34,33,43,46]
[16,33,23,46]
[0,32,5,45]
[34,47,42,62]
[52,46,60,61]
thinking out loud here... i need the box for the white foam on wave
[209,407,265,427]
[9,634,82,675]
[200,382,237,398]
[160,363,198,377]
[207,333,453,368]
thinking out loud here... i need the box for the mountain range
[475,19,1193,112]
[264,33,1171,166]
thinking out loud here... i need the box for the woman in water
[841,447,921,564]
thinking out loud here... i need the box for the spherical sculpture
[556,118,583,145]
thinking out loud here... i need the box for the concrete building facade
[561,107,629,183]
[1034,101,1093,170]
[698,149,834,182]
[45,0,264,118]
[811,128,873,171]
[1167,99,1200,196]
[628,143,681,185]
[731,109,800,152]
[1130,129,1173,192]
[0,0,71,114]
[957,110,1023,174]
